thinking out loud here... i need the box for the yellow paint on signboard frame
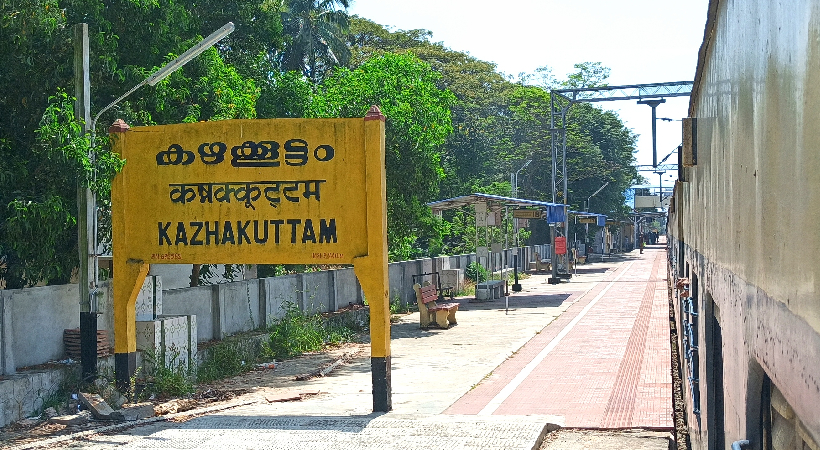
[111,112,390,379]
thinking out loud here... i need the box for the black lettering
[221,221,235,244]
[237,221,251,244]
[158,222,172,245]
[302,219,316,244]
[314,144,335,161]
[284,139,309,166]
[175,222,188,245]
[271,220,284,244]
[286,219,301,244]
[190,222,204,245]
[253,220,269,244]
[156,144,194,165]
[319,219,337,243]
[205,221,220,245]
[198,142,227,164]
[231,141,280,167]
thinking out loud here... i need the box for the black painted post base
[512,254,522,292]
[115,352,137,393]
[371,356,392,412]
[80,312,98,384]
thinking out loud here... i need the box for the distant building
[668,1,820,449]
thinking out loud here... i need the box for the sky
[347,0,711,190]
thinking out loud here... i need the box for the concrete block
[94,379,126,409]
[135,276,154,321]
[219,281,260,335]
[135,320,162,357]
[120,403,155,421]
[333,269,361,309]
[12,376,33,415]
[440,269,464,293]
[475,287,493,301]
[135,276,163,321]
[50,411,91,426]
[153,276,163,312]
[8,284,79,369]
[79,392,121,420]
[264,274,300,319]
[301,272,333,314]
[138,315,197,371]
[162,315,191,368]
[187,315,197,366]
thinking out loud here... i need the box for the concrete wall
[146,245,549,344]
[669,0,820,447]
[0,284,80,374]
[0,367,78,428]
[0,247,548,371]
[0,245,550,375]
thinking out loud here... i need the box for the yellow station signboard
[114,119,371,265]
[111,112,392,411]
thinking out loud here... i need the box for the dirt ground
[0,342,370,448]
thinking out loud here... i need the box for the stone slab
[49,411,91,426]
[79,393,121,421]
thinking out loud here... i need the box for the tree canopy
[0,5,641,287]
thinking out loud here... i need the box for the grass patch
[457,281,477,297]
[264,301,365,360]
[197,337,265,384]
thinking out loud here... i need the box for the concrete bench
[530,252,551,272]
[413,283,459,329]
[475,279,505,301]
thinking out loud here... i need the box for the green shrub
[465,262,488,283]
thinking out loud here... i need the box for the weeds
[264,301,363,360]
[457,281,477,297]
[139,348,195,399]
[37,368,80,416]
[197,337,263,383]
[389,295,418,323]
[390,297,413,315]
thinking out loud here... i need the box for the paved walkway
[14,246,672,450]
[446,246,673,429]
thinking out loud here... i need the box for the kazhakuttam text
[157,218,338,247]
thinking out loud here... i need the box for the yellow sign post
[110,107,392,411]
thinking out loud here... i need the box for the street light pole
[656,170,665,207]
[75,22,234,384]
[584,181,609,256]
[637,98,666,168]
[512,159,531,199]
[510,160,531,292]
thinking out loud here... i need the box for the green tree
[347,17,520,199]
[0,0,276,286]
[309,52,455,260]
[278,0,351,82]
[562,62,611,89]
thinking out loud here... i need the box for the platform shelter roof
[427,193,568,223]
